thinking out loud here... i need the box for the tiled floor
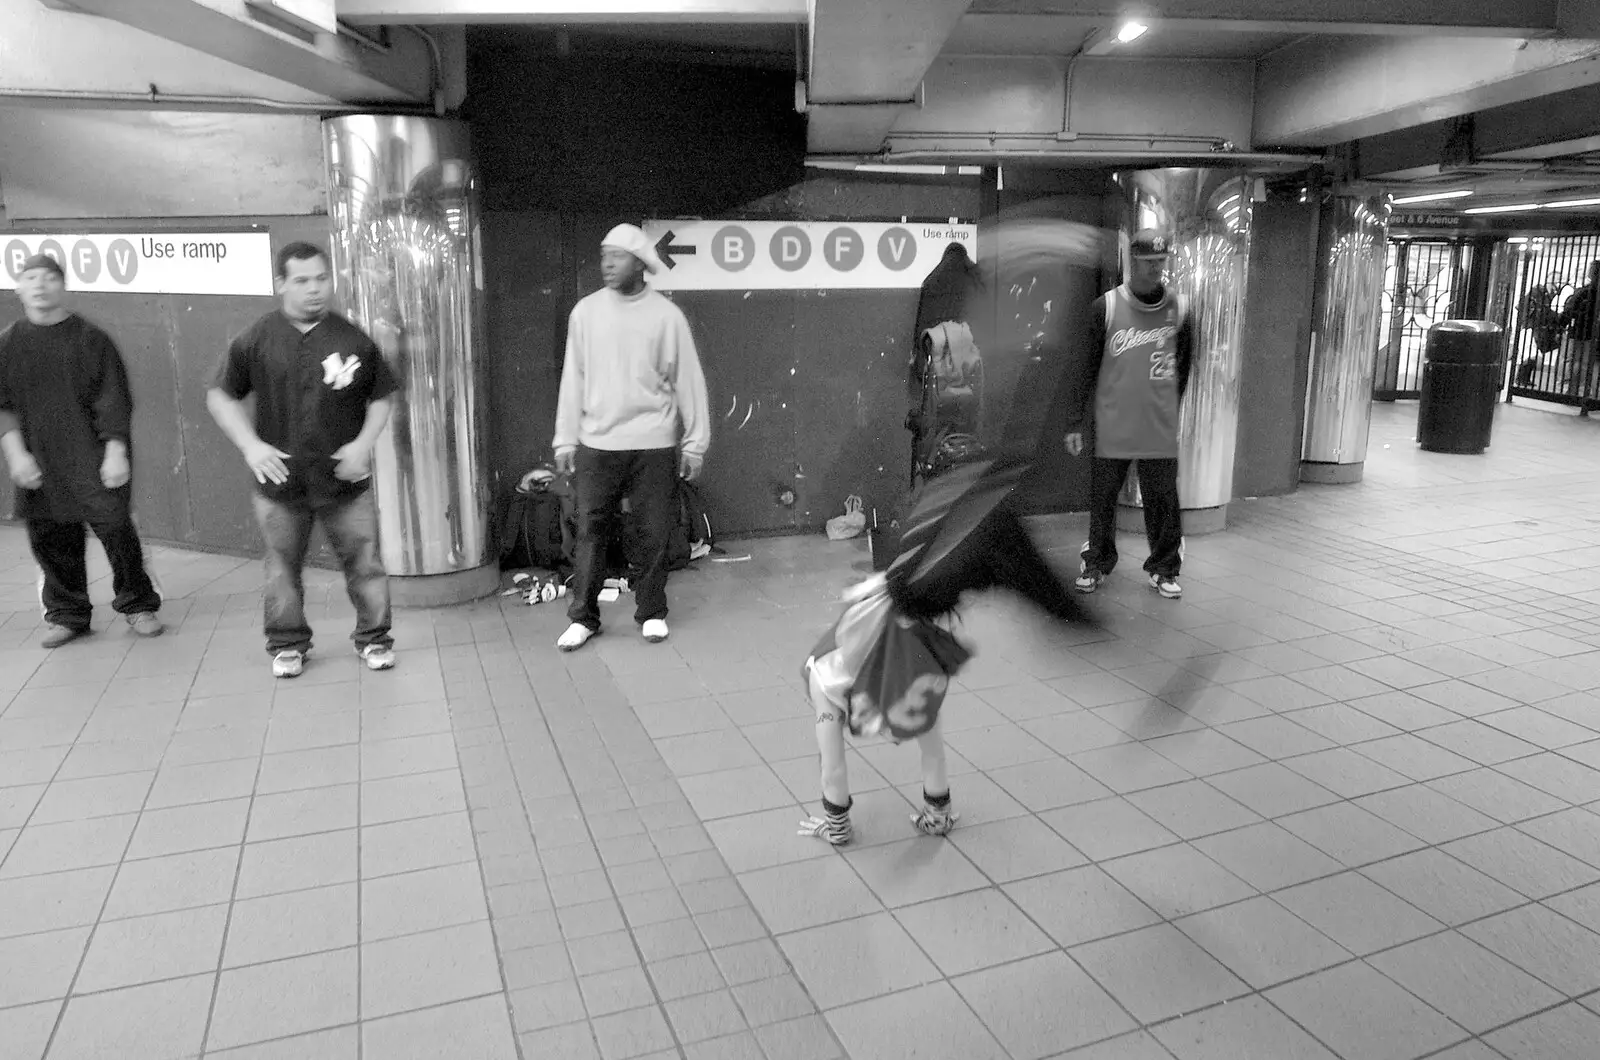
[2,398,1600,1060]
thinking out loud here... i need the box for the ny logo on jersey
[321,353,360,390]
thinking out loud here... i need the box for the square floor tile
[827,982,1005,1060]
[256,746,360,796]
[362,994,517,1060]
[0,864,116,938]
[1277,801,1425,867]
[1152,995,1337,1060]
[1283,747,1411,799]
[1463,905,1600,995]
[1004,865,1160,947]
[0,1000,62,1060]
[1369,931,1563,1034]
[47,973,214,1060]
[1443,827,1600,899]
[0,814,137,878]
[1175,895,1351,987]
[1142,728,1266,776]
[361,921,504,1019]
[679,766,795,820]
[1363,849,1526,925]
[360,733,459,780]
[663,988,746,1043]
[739,857,880,935]
[1217,716,1334,760]
[1353,785,1499,845]
[1266,961,1465,1060]
[1039,797,1179,862]
[225,883,357,968]
[706,807,832,875]
[208,948,359,1051]
[652,951,727,1001]
[126,799,249,860]
[361,771,467,826]
[1273,871,1441,956]
[731,973,814,1027]
[1486,1003,1600,1060]
[1071,923,1248,1023]
[76,902,228,992]
[894,888,1052,976]
[1101,843,1255,919]
[591,1004,676,1059]
[246,785,358,843]
[0,926,90,1007]
[844,837,989,908]
[985,758,1111,812]
[1500,752,1600,805]
[1192,821,1344,892]
[1205,762,1340,819]
[1126,780,1262,840]
[508,980,586,1034]
[145,758,259,810]
[237,829,358,899]
[360,811,475,878]
[778,912,940,1010]
[1418,720,1543,766]
[1520,808,1600,870]
[583,966,660,1018]
[29,771,154,824]
[955,951,1135,1060]
[1069,743,1193,793]
[361,862,489,942]
[1429,768,1567,823]
[948,816,1086,883]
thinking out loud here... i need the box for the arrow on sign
[654,230,696,270]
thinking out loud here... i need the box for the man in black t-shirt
[207,242,399,678]
[0,254,163,648]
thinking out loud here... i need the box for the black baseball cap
[19,254,64,279]
[1129,229,1172,258]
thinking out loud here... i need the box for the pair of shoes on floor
[273,644,395,679]
[557,618,670,652]
[41,611,164,648]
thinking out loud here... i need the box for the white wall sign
[0,232,275,297]
[642,220,977,291]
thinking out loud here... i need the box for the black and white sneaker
[1149,573,1182,599]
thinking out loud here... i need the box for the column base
[389,564,500,608]
[1300,461,1364,484]
[1116,504,1228,536]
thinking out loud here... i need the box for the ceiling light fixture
[1463,203,1541,214]
[1116,21,1148,43]
[1391,189,1473,205]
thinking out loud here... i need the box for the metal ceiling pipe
[0,87,429,114]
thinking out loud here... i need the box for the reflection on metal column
[1301,195,1391,484]
[1115,168,1254,533]
[322,116,495,601]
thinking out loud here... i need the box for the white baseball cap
[601,223,664,274]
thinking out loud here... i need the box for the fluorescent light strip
[1463,203,1542,214]
[1392,189,1473,205]
[1543,197,1600,209]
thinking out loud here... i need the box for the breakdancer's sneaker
[799,796,853,845]
[911,791,958,836]
[1074,566,1104,594]
[1149,573,1183,599]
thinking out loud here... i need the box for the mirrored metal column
[1115,168,1254,533]
[1301,194,1391,484]
[323,116,496,603]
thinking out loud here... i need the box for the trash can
[1417,320,1504,454]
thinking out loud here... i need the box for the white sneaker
[642,619,670,643]
[272,650,305,678]
[557,623,596,652]
[1149,573,1183,599]
[358,644,396,670]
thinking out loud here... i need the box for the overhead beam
[803,0,972,153]
[965,0,1560,37]
[1354,80,1600,179]
[334,0,805,23]
[63,0,429,103]
[1255,35,1600,147]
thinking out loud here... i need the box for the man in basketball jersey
[1064,228,1194,599]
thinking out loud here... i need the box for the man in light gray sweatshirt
[553,224,711,652]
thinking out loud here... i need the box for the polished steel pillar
[1300,194,1392,485]
[322,116,497,606]
[1115,169,1254,535]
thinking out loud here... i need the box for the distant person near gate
[1558,260,1600,399]
[1064,228,1195,600]
[0,254,165,648]
[206,241,399,679]
[552,223,711,652]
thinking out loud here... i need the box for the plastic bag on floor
[825,495,867,541]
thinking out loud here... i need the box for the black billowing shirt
[0,314,135,523]
[213,311,398,507]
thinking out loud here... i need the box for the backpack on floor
[617,478,715,576]
[497,468,575,572]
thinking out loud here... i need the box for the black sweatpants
[27,515,162,632]
[1084,457,1183,579]
[568,445,678,631]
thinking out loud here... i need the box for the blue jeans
[252,489,392,655]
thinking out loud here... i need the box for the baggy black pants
[27,514,161,632]
[568,445,677,631]
[1084,456,1183,579]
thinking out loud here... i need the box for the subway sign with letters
[1,232,275,297]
